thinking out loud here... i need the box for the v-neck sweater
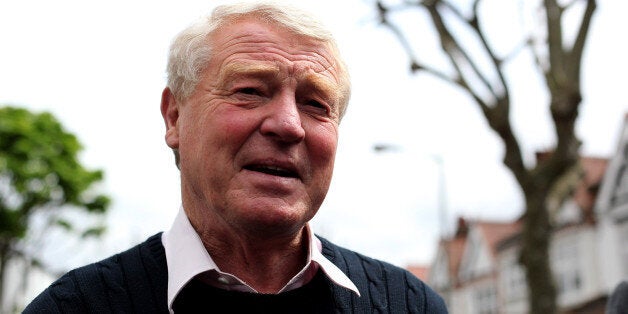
[24,233,447,313]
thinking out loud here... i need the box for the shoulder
[318,236,448,313]
[23,233,168,313]
[608,281,628,314]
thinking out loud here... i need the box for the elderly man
[25,3,446,313]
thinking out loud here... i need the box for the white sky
[1,0,626,273]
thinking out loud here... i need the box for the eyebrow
[217,61,341,106]
[300,71,341,106]
[216,62,280,88]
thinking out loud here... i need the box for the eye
[305,99,326,109]
[236,87,261,96]
[301,98,332,117]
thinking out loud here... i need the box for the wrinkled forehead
[209,20,343,107]
[217,61,342,101]
[210,17,341,82]
[211,15,343,73]
[207,12,350,115]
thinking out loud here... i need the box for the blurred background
[1,0,626,312]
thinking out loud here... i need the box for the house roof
[428,154,608,285]
[574,157,609,223]
[475,220,521,257]
[594,113,628,218]
[437,218,519,285]
[496,155,608,250]
[406,264,430,282]
[445,217,469,279]
[533,152,608,224]
[441,234,467,282]
[445,236,466,282]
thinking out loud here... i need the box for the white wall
[552,225,605,308]
[497,245,528,314]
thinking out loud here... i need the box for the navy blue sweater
[24,233,447,313]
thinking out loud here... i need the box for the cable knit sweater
[24,233,447,313]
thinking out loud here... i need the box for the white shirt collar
[162,207,360,313]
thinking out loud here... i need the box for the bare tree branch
[424,2,499,102]
[544,0,568,86]
[380,0,531,183]
[429,1,530,182]
[528,33,551,82]
[468,0,510,101]
[567,0,597,82]
[439,0,509,98]
[375,1,597,312]
[563,0,580,10]
[376,1,422,66]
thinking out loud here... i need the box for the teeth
[248,165,297,178]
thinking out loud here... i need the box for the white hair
[166,2,351,118]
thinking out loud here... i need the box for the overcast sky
[1,0,626,273]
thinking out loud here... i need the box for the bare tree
[375,0,597,313]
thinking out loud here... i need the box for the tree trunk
[520,184,558,314]
[374,1,595,312]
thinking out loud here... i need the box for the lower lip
[242,169,301,189]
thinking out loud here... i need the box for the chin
[233,200,315,237]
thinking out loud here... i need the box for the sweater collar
[162,207,360,313]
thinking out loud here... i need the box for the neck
[199,225,310,293]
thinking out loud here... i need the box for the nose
[259,93,306,143]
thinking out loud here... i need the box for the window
[499,253,526,302]
[475,285,498,314]
[553,241,581,295]
[611,144,628,207]
[507,262,526,300]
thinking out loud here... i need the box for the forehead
[208,17,340,81]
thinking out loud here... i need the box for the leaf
[55,219,73,232]
[81,225,106,238]
[0,105,111,294]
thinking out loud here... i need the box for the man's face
[162,17,342,237]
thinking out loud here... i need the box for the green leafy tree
[0,106,110,311]
[375,0,596,313]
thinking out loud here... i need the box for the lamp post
[373,143,448,237]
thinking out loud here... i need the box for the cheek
[307,123,338,177]
[217,106,260,141]
[305,131,337,210]
[185,107,255,155]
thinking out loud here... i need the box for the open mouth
[244,165,299,179]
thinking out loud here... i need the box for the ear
[161,87,180,150]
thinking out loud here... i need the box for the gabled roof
[475,220,521,257]
[427,218,468,288]
[496,155,609,250]
[437,235,467,286]
[445,218,469,283]
[456,219,521,282]
[447,237,466,279]
[429,152,608,285]
[594,113,628,218]
[534,152,609,225]
[406,264,430,282]
[574,157,608,223]
[432,217,519,285]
